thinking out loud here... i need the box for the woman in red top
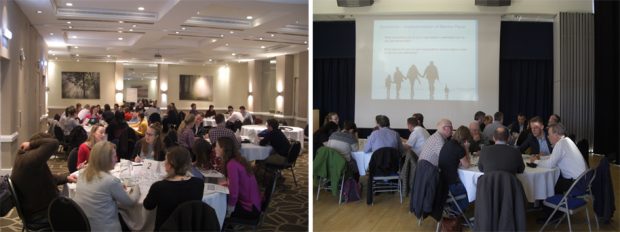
[77,124,106,169]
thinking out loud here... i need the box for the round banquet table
[240,143,273,161]
[240,125,305,148]
[66,161,228,231]
[457,155,560,203]
[203,118,216,127]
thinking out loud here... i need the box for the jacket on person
[366,147,401,205]
[473,171,527,231]
[313,147,346,196]
[519,132,553,154]
[592,157,616,223]
[409,159,446,221]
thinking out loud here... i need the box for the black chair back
[53,126,65,143]
[67,147,79,173]
[577,139,590,167]
[6,178,26,224]
[68,126,88,148]
[160,201,220,231]
[48,197,91,231]
[287,141,302,164]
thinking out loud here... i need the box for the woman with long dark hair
[133,123,166,162]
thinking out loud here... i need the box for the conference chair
[67,147,79,174]
[540,168,596,232]
[159,201,220,231]
[224,168,278,231]
[474,171,527,231]
[48,197,90,231]
[7,178,49,231]
[314,147,347,204]
[265,141,302,187]
[367,147,401,205]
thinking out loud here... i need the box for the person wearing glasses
[418,119,453,167]
[133,123,166,162]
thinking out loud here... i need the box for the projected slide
[372,20,478,101]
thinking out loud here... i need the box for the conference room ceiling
[16,0,308,65]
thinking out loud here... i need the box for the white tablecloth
[240,143,272,161]
[240,125,305,148]
[458,157,560,203]
[351,151,372,176]
[67,162,228,230]
[203,118,216,127]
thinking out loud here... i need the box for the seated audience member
[162,105,179,133]
[192,113,207,137]
[83,106,102,125]
[144,102,160,118]
[509,113,527,134]
[468,121,487,153]
[63,107,81,136]
[325,121,359,161]
[438,126,472,212]
[102,104,115,124]
[78,104,91,122]
[403,116,430,156]
[123,107,133,122]
[193,139,213,170]
[239,106,254,124]
[209,113,241,149]
[259,119,291,157]
[364,115,403,153]
[11,133,77,229]
[412,113,426,129]
[519,116,553,155]
[226,106,244,124]
[474,111,486,131]
[177,114,196,151]
[216,137,262,219]
[129,112,148,137]
[77,124,106,169]
[548,114,561,126]
[483,115,493,127]
[144,146,204,231]
[133,123,166,161]
[323,112,340,127]
[529,123,587,194]
[313,121,339,157]
[74,141,140,231]
[205,105,217,118]
[482,112,506,142]
[418,119,453,166]
[478,127,525,174]
[189,103,199,115]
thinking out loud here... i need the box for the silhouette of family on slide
[385,61,448,100]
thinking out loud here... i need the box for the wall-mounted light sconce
[248,92,253,96]
[277,92,282,96]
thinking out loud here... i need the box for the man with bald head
[478,127,525,174]
[418,119,453,166]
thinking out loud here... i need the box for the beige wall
[47,61,116,108]
[167,63,248,111]
[124,79,157,100]
[0,0,48,170]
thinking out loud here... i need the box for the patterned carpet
[0,150,309,232]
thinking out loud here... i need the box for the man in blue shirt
[364,115,402,153]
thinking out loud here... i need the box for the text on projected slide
[372,20,478,101]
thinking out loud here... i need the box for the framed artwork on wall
[61,71,100,99]
[179,74,213,101]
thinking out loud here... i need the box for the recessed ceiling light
[270,34,274,37]
[36,10,42,14]
[196,11,200,15]
[74,46,78,48]
[259,37,263,40]
[129,29,133,32]
[55,57,58,60]
[118,37,123,40]
[138,7,144,11]
[211,39,217,43]
[68,26,73,29]
[132,24,137,28]
[225,43,229,46]
[66,2,73,7]
[107,55,111,58]
[208,59,212,62]
[75,54,79,57]
[175,31,179,34]
[246,16,253,20]
[181,27,186,30]
[77,59,80,62]
[119,21,124,24]
[52,53,56,56]
[229,31,234,34]
[232,53,236,56]
[118,30,123,33]
[260,45,265,49]
[49,33,54,36]
[66,21,71,24]
[304,41,307,44]
[71,35,77,39]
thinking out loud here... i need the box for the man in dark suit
[509,113,527,134]
[518,116,553,155]
[259,119,291,157]
[478,127,525,174]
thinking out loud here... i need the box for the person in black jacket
[437,126,472,213]
[478,127,525,174]
[259,119,291,157]
[518,116,553,155]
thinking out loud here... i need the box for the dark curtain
[499,22,553,126]
[594,0,620,162]
[314,21,356,127]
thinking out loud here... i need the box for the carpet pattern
[0,151,309,232]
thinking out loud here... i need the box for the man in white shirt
[239,106,254,124]
[77,104,91,122]
[403,116,430,156]
[529,123,587,194]
[226,106,244,123]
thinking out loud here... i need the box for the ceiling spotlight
[71,35,77,39]
[107,55,111,58]
[66,2,73,7]
[55,57,58,60]
[211,39,217,43]
[132,24,137,28]
[229,31,234,34]
[220,34,224,38]
[129,29,133,32]
[68,26,73,29]
[304,41,307,44]
[118,30,123,33]
[118,37,124,40]
[66,21,71,24]
[74,46,79,48]
[259,37,263,40]
[208,59,212,62]
[49,33,54,36]
[225,43,229,46]
[119,21,124,24]
[175,31,179,34]
[196,11,200,15]
[232,53,236,56]
[36,10,42,14]
[181,27,186,30]
[75,54,79,57]
[77,59,80,62]
[138,7,144,11]
[246,16,253,20]
[270,34,274,37]
[260,45,265,49]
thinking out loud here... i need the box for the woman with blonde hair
[74,141,140,231]
[77,124,106,169]
[133,122,166,162]
[177,113,196,151]
[144,146,204,231]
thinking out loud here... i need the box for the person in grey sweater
[74,141,140,231]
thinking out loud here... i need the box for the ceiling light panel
[57,8,158,23]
